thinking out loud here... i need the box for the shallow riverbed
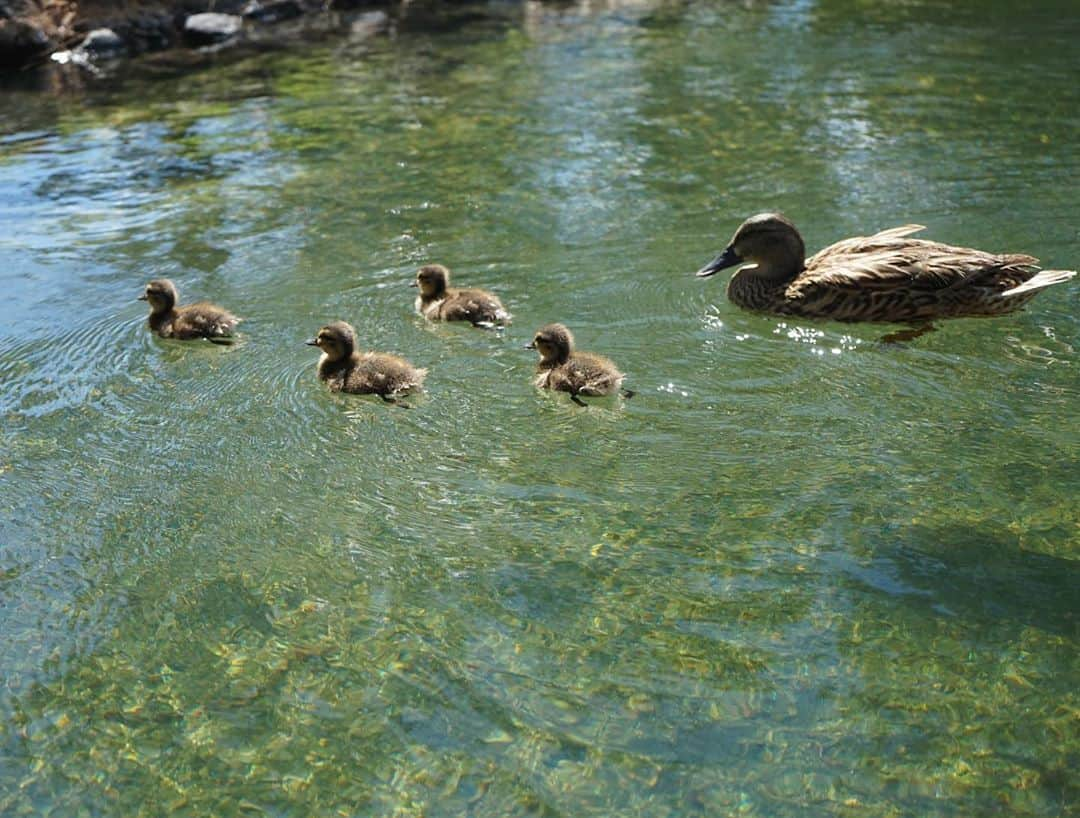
[1,1,1078,815]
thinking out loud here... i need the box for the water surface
[1,1,1078,815]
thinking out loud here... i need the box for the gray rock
[79,28,126,56]
[241,0,304,24]
[184,12,243,45]
[350,10,388,37]
[0,19,52,69]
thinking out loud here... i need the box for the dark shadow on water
[851,522,1078,639]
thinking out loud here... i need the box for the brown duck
[696,213,1075,323]
[411,264,511,326]
[527,323,630,406]
[139,278,240,342]
[306,321,426,402]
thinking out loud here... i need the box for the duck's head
[306,321,357,361]
[138,279,179,313]
[696,213,806,279]
[411,264,449,298]
[526,323,574,366]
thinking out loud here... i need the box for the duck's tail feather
[875,224,926,239]
[1002,269,1076,297]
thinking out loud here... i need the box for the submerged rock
[184,12,243,45]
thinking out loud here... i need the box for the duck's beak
[137,294,148,301]
[305,338,319,346]
[695,246,741,278]
[524,341,536,350]
[409,281,418,288]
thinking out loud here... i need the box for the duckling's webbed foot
[881,323,937,344]
[620,388,635,399]
[570,394,589,407]
[380,394,412,409]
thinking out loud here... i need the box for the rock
[128,12,175,52]
[350,10,388,37]
[241,0,304,24]
[183,12,243,45]
[0,19,52,69]
[79,28,126,56]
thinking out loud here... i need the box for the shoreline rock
[80,27,126,55]
[0,18,54,70]
[183,12,243,45]
[0,0,394,74]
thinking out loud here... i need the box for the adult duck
[695,213,1075,322]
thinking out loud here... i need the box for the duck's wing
[359,353,426,393]
[801,227,1038,292]
[175,302,241,338]
[440,289,511,324]
[569,353,623,396]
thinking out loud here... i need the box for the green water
[1,1,1078,815]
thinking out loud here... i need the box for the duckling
[306,321,426,403]
[138,278,240,343]
[527,323,630,406]
[696,213,1076,323]
[411,264,511,327]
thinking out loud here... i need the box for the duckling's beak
[137,294,148,301]
[524,341,536,350]
[305,338,319,346]
[409,281,418,288]
[696,246,741,278]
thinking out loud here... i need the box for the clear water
[1,1,1078,815]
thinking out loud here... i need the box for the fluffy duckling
[527,323,630,406]
[306,321,426,402]
[696,213,1076,323]
[411,264,511,327]
[139,278,240,342]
